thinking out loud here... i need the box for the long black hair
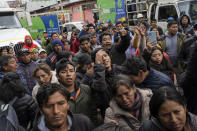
[149,86,189,120]
[0,72,26,103]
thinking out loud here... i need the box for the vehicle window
[65,24,72,32]
[158,5,178,22]
[0,12,22,29]
[178,1,197,24]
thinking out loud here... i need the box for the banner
[20,15,60,39]
[97,0,126,23]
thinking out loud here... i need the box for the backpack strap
[8,97,18,106]
[121,116,135,130]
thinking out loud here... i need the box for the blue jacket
[0,71,27,87]
[18,61,37,94]
[138,68,175,92]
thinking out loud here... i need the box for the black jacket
[32,111,93,131]
[92,64,122,117]
[181,43,197,115]
[179,35,197,70]
[76,67,93,86]
[13,93,37,129]
[110,33,131,65]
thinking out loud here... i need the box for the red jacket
[22,35,38,50]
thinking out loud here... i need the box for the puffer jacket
[140,112,197,131]
[32,71,59,100]
[178,14,193,35]
[104,88,153,131]
[13,93,37,129]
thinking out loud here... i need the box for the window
[158,5,178,22]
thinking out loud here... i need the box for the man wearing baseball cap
[137,13,144,25]
[17,48,37,94]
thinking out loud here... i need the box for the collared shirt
[38,115,72,131]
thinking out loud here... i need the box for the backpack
[0,97,26,131]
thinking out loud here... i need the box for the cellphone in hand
[148,31,157,46]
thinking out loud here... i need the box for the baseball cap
[38,49,46,54]
[17,48,30,57]
[137,14,143,19]
[167,17,174,22]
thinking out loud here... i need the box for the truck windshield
[0,12,22,29]
[178,1,197,24]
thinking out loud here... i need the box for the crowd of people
[0,13,197,131]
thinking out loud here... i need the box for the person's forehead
[8,58,15,62]
[81,40,89,44]
[45,92,67,105]
[103,35,111,39]
[98,50,108,55]
[61,64,75,70]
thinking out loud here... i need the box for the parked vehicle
[126,0,197,29]
[62,22,84,40]
[0,1,41,53]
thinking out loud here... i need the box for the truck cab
[153,0,197,29]
[0,1,40,53]
[126,0,197,30]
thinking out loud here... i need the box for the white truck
[0,1,40,52]
[126,0,197,29]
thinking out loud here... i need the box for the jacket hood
[24,35,34,47]
[179,14,191,25]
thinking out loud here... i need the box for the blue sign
[115,0,126,23]
[40,15,60,37]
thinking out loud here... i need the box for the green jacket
[159,32,187,73]
[69,82,97,126]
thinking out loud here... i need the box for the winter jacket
[181,43,197,115]
[159,32,187,73]
[109,33,131,65]
[22,35,38,50]
[13,93,37,129]
[0,71,27,88]
[32,71,59,100]
[68,81,97,126]
[76,67,93,86]
[92,64,122,118]
[32,111,93,131]
[179,35,197,70]
[178,14,193,35]
[18,61,37,95]
[104,88,153,131]
[140,113,197,131]
[138,68,175,92]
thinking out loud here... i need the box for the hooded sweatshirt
[22,35,38,50]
